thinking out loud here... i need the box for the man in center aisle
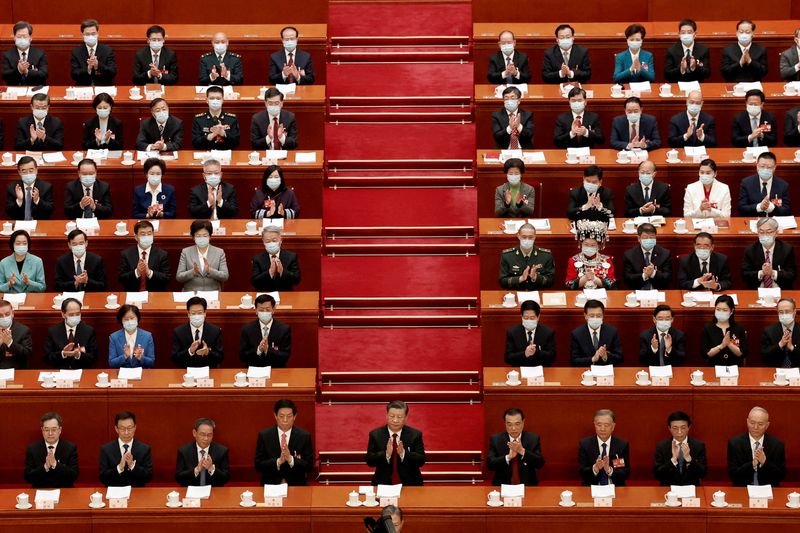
[499,223,554,291]
[366,401,426,486]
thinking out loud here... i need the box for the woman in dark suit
[82,92,124,150]
[249,165,300,219]
[701,294,747,366]
[132,158,176,219]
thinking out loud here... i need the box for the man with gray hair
[366,400,426,486]
[499,223,555,290]
[578,408,630,486]
[761,297,800,367]
[251,225,301,291]
[175,417,230,486]
[728,406,786,486]
[188,158,239,219]
[743,217,797,289]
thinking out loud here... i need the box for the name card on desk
[682,497,700,507]
[593,497,613,507]
[0,379,6,389]
[650,366,672,386]
[35,499,55,509]
[503,496,522,507]
[521,366,544,386]
[590,365,614,386]
[379,497,398,507]
[195,378,214,388]
[715,365,739,386]
[749,498,769,508]
[182,498,201,508]
[790,377,800,387]
[264,497,283,507]
[248,377,267,388]
[108,498,128,508]
[110,378,128,388]
[55,379,74,389]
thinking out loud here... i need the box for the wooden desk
[484,367,800,484]
[475,83,799,150]
[0,369,316,486]
[13,292,319,370]
[0,86,325,151]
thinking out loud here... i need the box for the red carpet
[327,64,474,97]
[325,123,475,160]
[329,2,472,36]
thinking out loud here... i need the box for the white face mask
[123,319,138,332]
[208,99,223,111]
[522,319,538,331]
[570,101,585,113]
[582,245,598,257]
[500,43,514,55]
[283,39,297,51]
[507,174,521,186]
[266,177,281,191]
[656,319,672,333]
[267,105,281,117]
[258,311,273,324]
[737,32,752,45]
[746,104,761,117]
[84,34,98,47]
[687,103,701,115]
[189,314,205,328]
[779,312,795,326]
[695,248,711,261]
[79,174,96,188]
[699,174,714,186]
[213,43,227,55]
[15,37,30,50]
[96,108,110,119]
[204,174,221,187]
[266,242,281,255]
[626,112,641,123]
[32,108,47,120]
[558,38,573,50]
[147,173,161,187]
[65,315,81,328]
[194,236,210,248]
[0,316,13,329]
[155,110,169,123]
[71,244,86,257]
[587,317,603,329]
[627,39,642,51]
[679,34,694,46]
[138,235,153,249]
[20,173,36,186]
[149,40,164,51]
[519,238,534,251]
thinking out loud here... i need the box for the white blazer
[683,180,731,218]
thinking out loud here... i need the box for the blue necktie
[677,442,685,475]
[505,56,513,85]
[123,443,130,470]
[199,449,207,485]
[24,186,32,220]
[753,442,760,486]
[598,442,609,485]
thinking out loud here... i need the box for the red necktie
[509,114,520,149]
[576,115,583,128]
[139,251,147,291]
[391,433,400,484]
[764,249,774,288]
[510,439,520,484]
[272,117,282,150]
[67,329,75,344]
[287,52,296,83]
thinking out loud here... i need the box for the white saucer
[610,93,624,98]
[0,231,11,236]
[51,305,62,310]
[794,159,800,164]
[362,500,379,507]
[89,502,106,509]
[248,161,262,166]
[664,501,681,507]
[41,382,56,389]
[581,380,596,387]
[487,500,504,507]
[239,500,257,508]
[673,229,689,234]
[666,159,682,164]
[1,162,15,167]
[786,502,800,508]
[564,160,579,165]
[501,302,516,308]
[71,161,79,166]
[114,231,129,236]
[105,304,121,310]
[690,380,706,386]
[95,382,111,388]
[129,95,144,101]
[505,380,522,386]
[345,501,362,507]
[615,159,630,164]
[238,304,255,310]
[680,302,697,308]
[120,160,136,166]
[233,382,249,388]
[181,382,196,388]
[244,231,259,236]
[15,503,32,510]
[711,501,728,508]
[558,501,576,507]
[624,302,639,308]
[636,380,651,386]
[166,501,182,508]
[773,380,790,386]
[757,300,777,308]
[621,229,637,234]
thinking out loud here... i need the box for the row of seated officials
[22,403,788,491]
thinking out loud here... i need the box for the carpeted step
[325,123,475,160]
[328,64,474,97]
[329,2,472,37]
[323,188,476,226]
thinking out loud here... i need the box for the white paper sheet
[629,81,652,92]
[186,366,210,378]
[527,219,551,231]
[500,149,523,160]
[522,151,546,163]
[376,484,402,498]
[75,218,99,230]
[516,291,539,304]
[172,292,194,303]
[691,218,716,230]
[247,366,272,379]
[686,291,713,303]
[583,288,608,300]
[758,287,781,299]
[105,485,131,499]
[196,290,219,302]
[500,484,525,498]
[42,152,67,163]
[714,365,739,377]
[684,146,707,156]
[294,152,317,163]
[590,365,614,377]
[93,86,118,97]
[747,485,773,499]
[634,290,666,302]
[2,293,26,307]
[677,81,701,93]
[186,485,212,499]
[35,489,60,502]
[670,485,696,498]
[61,291,85,303]
[776,367,800,377]
[264,483,288,498]
[275,83,297,95]
[519,366,544,378]
[118,367,143,380]
[590,485,616,498]
[266,150,288,160]
[567,147,591,156]
[0,368,15,381]
[650,365,673,378]
[125,291,149,304]
[13,220,37,232]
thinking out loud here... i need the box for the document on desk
[2,293,26,307]
[0,368,15,381]
[590,365,614,377]
[629,81,652,92]
[677,81,701,93]
[650,365,673,378]
[264,483,288,498]
[247,366,271,379]
[590,485,615,498]
[684,146,707,157]
[106,485,131,499]
[186,485,212,499]
[118,367,143,381]
[634,290,665,302]
[186,366,210,379]
[747,485,773,499]
[582,288,607,300]
[542,292,567,307]
[42,152,67,163]
[714,365,739,377]
[62,291,86,303]
[35,489,60,502]
[125,291,149,304]
[500,484,525,498]
[670,485,696,498]
[376,484,402,498]
[275,83,297,95]
[527,219,551,231]
[294,152,317,163]
[93,86,117,97]
[516,291,539,303]
[172,291,194,303]
[520,366,543,378]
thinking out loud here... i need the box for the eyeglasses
[41,427,60,433]
[117,425,136,433]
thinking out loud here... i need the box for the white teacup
[235,372,247,386]
[742,151,755,162]
[667,149,679,161]
[116,221,127,234]
[691,370,704,383]
[795,150,800,162]
[42,373,55,387]
[241,294,253,308]
[72,152,83,163]
[183,373,195,386]
[581,370,595,384]
[16,493,29,506]
[53,294,65,307]
[567,152,578,162]
[636,370,649,383]
[107,294,118,306]
[364,491,377,504]
[259,87,268,100]
[246,221,258,234]
[660,83,672,96]
[618,151,630,163]
[762,294,776,306]
[506,370,520,384]
[665,491,679,505]
[248,151,260,164]
[66,221,78,232]
[1,152,11,164]
[488,490,501,503]
[683,293,695,305]
[774,372,789,385]
[241,490,254,504]
[167,490,180,504]
[90,492,103,506]
[97,372,109,385]
[66,87,76,99]
[626,293,638,305]
[3,221,12,233]
[674,219,687,232]
[786,84,797,96]
[713,490,726,505]
[611,84,623,96]
[503,292,516,306]
[623,219,635,232]
[576,293,588,306]
[123,151,134,162]
[788,491,800,506]
[348,490,360,505]
[129,87,141,98]
[560,490,573,504]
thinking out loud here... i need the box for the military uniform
[499,245,555,290]
[565,252,618,290]
[191,110,241,150]
[198,51,243,86]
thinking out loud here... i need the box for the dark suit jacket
[668,111,717,147]
[653,436,707,486]
[0,321,31,369]
[175,441,230,486]
[610,114,661,150]
[541,44,591,83]
[81,115,124,150]
[554,110,604,148]
[2,46,48,85]
[720,43,768,82]
[570,324,623,366]
[663,42,711,82]
[366,425,426,486]
[624,180,671,217]
[44,321,98,369]
[731,110,777,147]
[504,323,556,367]
[487,431,545,486]
[135,116,183,151]
[239,318,292,367]
[99,439,153,487]
[15,114,63,151]
[492,108,534,149]
[63,178,113,219]
[250,109,298,150]
[70,42,117,86]
[728,433,785,486]
[254,425,314,485]
[623,244,672,289]
[132,183,177,219]
[761,322,800,367]
[24,439,79,488]
[742,239,797,290]
[188,182,239,219]
[677,252,732,291]
[487,50,531,84]
[780,46,800,81]
[784,106,800,146]
[578,435,630,486]
[171,322,224,368]
[251,250,301,291]
[54,251,107,292]
[737,174,791,217]
[132,46,179,85]
[268,49,315,85]
[566,186,615,219]
[5,178,54,220]
[638,326,687,366]
[118,245,171,291]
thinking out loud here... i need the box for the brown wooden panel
[11,0,154,24]
[472,0,648,24]
[648,0,791,21]
[155,0,327,24]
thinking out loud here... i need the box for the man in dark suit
[783,106,800,146]
[779,29,800,81]
[132,25,178,85]
[64,159,113,219]
[654,411,707,486]
[0,300,31,369]
[566,166,614,220]
[188,159,239,219]
[639,305,687,366]
[54,229,107,292]
[135,98,183,151]
[504,299,556,367]
[240,294,291,367]
[742,217,797,290]
[541,24,591,83]
[199,33,243,85]
[2,21,48,86]
[118,220,171,292]
[487,31,530,84]
[7,156,54,221]
[761,298,800,367]
[570,300,623,366]
[623,223,672,290]
[175,418,230,486]
[492,86,534,149]
[24,412,79,488]
[554,87,604,148]
[663,20,711,82]
[738,152,791,217]
[251,225,301,292]
[610,97,661,151]
[668,91,717,148]
[14,94,63,151]
[728,406,786,486]
[269,26,314,85]
[99,411,153,487]
[70,19,117,86]
[721,20,768,82]
[44,298,98,369]
[171,296,224,368]
[255,399,314,485]
[677,232,732,291]
[366,400,426,486]
[251,88,298,150]
[732,89,777,147]
[487,407,545,485]
[578,409,630,486]
[624,161,671,217]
